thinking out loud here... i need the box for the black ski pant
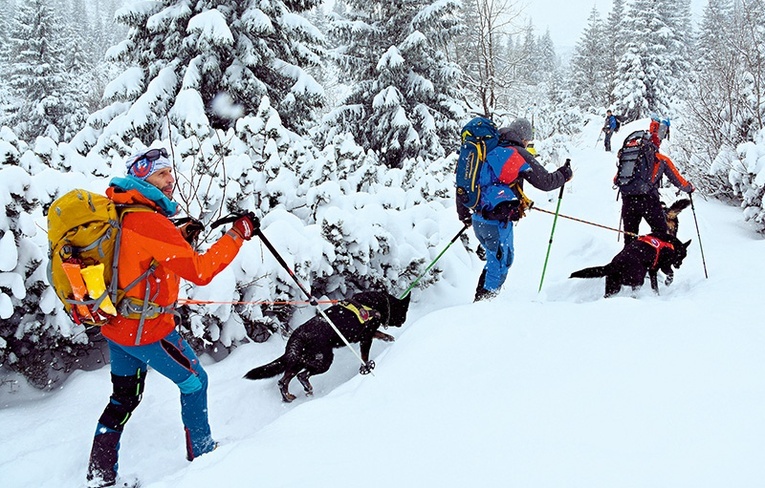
[621,193,668,245]
[604,129,613,151]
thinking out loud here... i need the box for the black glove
[559,159,573,181]
[174,217,204,245]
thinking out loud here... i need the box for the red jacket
[101,188,243,346]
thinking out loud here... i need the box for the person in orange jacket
[87,148,258,488]
[619,145,694,246]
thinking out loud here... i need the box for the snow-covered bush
[730,129,765,233]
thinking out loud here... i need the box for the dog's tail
[570,266,609,279]
[243,356,287,380]
[667,198,691,217]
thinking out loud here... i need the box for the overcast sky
[524,0,708,49]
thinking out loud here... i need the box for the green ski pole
[400,223,470,300]
[538,159,570,293]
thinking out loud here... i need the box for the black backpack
[615,130,655,195]
[614,115,622,133]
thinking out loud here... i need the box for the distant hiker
[457,118,572,302]
[614,132,694,246]
[86,148,259,487]
[602,110,617,152]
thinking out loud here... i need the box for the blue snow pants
[94,330,215,463]
[472,213,515,292]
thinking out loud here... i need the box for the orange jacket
[652,153,693,193]
[101,187,243,346]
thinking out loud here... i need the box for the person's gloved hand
[175,217,204,245]
[229,211,259,241]
[559,159,573,181]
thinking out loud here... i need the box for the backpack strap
[110,205,176,343]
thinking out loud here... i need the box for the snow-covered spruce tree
[654,0,693,114]
[325,0,464,168]
[72,0,326,156]
[611,0,673,120]
[5,0,73,142]
[603,0,627,111]
[569,6,607,111]
[0,131,102,390]
[730,129,765,233]
[680,0,765,198]
[718,0,765,221]
[677,0,739,195]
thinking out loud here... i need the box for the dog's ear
[683,239,692,249]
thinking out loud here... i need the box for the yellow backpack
[47,189,152,326]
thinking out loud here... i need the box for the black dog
[244,291,410,402]
[569,233,691,297]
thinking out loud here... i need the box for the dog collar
[637,235,675,268]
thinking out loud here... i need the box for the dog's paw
[665,273,674,286]
[374,331,395,342]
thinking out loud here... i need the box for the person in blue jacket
[457,118,572,301]
[603,110,617,151]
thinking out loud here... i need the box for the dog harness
[339,299,381,324]
[637,235,674,268]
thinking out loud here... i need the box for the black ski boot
[87,431,121,487]
[473,270,498,302]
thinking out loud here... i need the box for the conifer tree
[570,6,606,110]
[603,0,627,110]
[5,0,72,141]
[611,0,672,119]
[0,139,95,389]
[325,0,463,168]
[74,0,326,155]
[655,0,693,112]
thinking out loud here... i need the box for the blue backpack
[455,117,500,211]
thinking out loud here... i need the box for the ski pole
[594,131,603,149]
[254,228,371,370]
[399,223,470,300]
[689,193,708,278]
[538,160,569,293]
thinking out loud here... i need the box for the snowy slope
[1,119,764,488]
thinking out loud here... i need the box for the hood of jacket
[107,175,179,217]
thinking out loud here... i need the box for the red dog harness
[637,235,674,268]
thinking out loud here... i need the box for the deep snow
[1,119,764,488]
